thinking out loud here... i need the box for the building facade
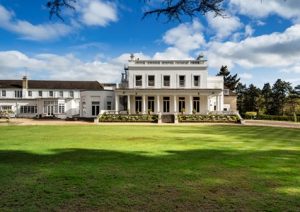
[115,56,229,115]
[0,57,237,119]
[0,77,113,119]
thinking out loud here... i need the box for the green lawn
[0,125,300,211]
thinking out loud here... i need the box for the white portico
[115,56,224,115]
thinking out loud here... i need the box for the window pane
[179,76,185,87]
[148,75,155,86]
[136,75,142,86]
[163,76,170,86]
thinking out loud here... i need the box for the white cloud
[229,0,300,21]
[0,5,72,41]
[240,73,253,80]
[206,12,243,40]
[0,51,123,83]
[153,20,205,59]
[79,0,118,27]
[207,24,300,70]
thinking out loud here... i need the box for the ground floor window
[58,103,65,114]
[193,97,200,113]
[0,105,12,111]
[107,101,112,110]
[179,97,185,113]
[148,96,155,112]
[135,96,142,113]
[20,106,37,114]
[163,97,170,113]
[92,101,100,116]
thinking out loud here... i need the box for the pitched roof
[0,80,103,90]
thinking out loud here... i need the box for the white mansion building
[0,56,236,119]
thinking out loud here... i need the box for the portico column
[220,92,224,112]
[127,95,131,114]
[157,95,160,113]
[173,95,177,113]
[115,95,119,113]
[142,95,146,114]
[189,95,193,114]
[216,95,219,111]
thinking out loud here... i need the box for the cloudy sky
[0,0,300,87]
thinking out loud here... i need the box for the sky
[0,0,300,87]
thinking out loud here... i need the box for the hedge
[177,114,241,123]
[99,114,158,123]
[256,114,300,122]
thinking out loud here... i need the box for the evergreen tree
[236,82,247,115]
[261,83,273,114]
[216,65,240,91]
[271,79,292,115]
[244,84,261,113]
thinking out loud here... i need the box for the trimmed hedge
[178,114,241,123]
[99,114,158,123]
[256,114,300,122]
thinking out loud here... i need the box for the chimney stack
[22,76,28,89]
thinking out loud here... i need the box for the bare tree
[46,0,225,21]
[143,0,224,21]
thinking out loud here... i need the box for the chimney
[22,76,28,89]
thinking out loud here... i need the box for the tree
[216,65,240,91]
[46,0,225,21]
[285,85,300,116]
[271,79,292,115]
[243,84,261,113]
[261,83,273,114]
[236,82,247,115]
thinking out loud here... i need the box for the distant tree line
[217,66,300,116]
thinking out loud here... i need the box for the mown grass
[0,125,300,211]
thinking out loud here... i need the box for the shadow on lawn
[1,148,300,211]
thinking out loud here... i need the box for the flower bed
[178,114,241,123]
[99,114,158,123]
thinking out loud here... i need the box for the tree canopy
[216,65,240,91]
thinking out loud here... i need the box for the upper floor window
[1,90,6,97]
[179,75,185,87]
[49,91,54,97]
[28,91,32,97]
[135,75,142,86]
[38,91,43,97]
[15,90,22,98]
[59,91,64,98]
[148,75,155,86]
[194,75,200,87]
[163,75,170,87]
[69,91,74,98]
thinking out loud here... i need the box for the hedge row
[178,114,241,123]
[99,114,158,122]
[255,114,300,122]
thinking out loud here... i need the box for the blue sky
[0,0,300,87]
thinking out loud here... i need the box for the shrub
[177,114,240,123]
[99,114,158,123]
[256,114,300,122]
[245,111,257,119]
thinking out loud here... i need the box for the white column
[115,95,119,113]
[173,95,177,113]
[142,95,146,114]
[220,92,224,112]
[189,95,193,114]
[157,95,160,113]
[127,95,131,114]
[216,95,219,111]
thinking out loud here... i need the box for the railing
[132,60,206,65]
